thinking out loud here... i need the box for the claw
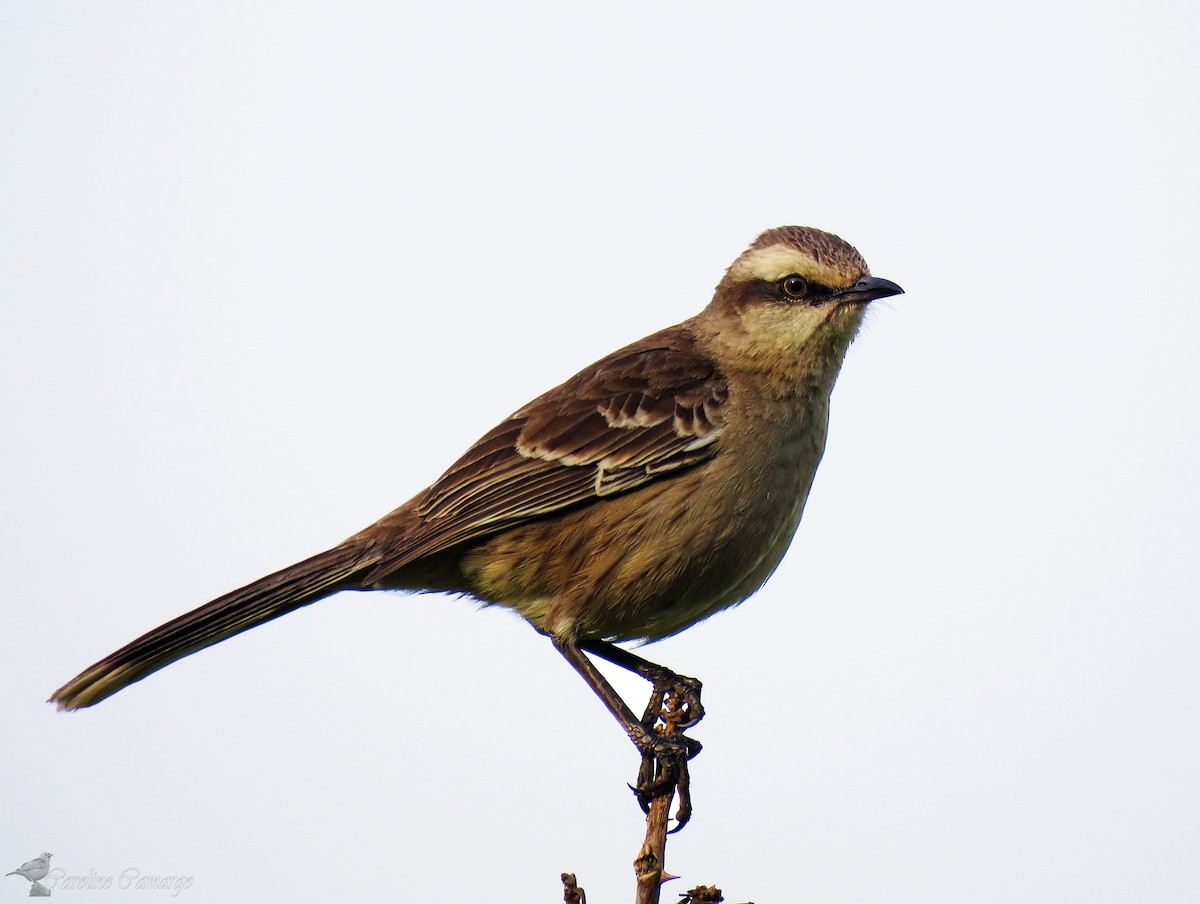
[633,757,677,799]
[668,757,692,832]
[631,752,657,813]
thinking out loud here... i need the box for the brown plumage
[51,225,901,712]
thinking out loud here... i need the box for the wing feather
[362,328,727,581]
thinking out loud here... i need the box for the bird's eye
[780,275,810,300]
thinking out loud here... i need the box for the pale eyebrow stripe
[727,245,851,287]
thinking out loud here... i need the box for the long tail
[50,544,375,711]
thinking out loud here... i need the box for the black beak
[834,276,904,304]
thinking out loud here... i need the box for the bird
[6,853,52,884]
[51,225,901,823]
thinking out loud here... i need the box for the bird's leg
[551,636,685,757]
[580,640,705,733]
[556,638,702,830]
[552,637,695,829]
[579,640,703,828]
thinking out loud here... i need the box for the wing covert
[366,330,728,576]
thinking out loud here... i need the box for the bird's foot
[628,676,705,832]
[642,671,704,733]
[630,730,701,831]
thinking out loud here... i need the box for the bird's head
[697,226,902,386]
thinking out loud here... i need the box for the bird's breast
[459,391,832,643]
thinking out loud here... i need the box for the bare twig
[561,872,586,904]
[634,786,675,904]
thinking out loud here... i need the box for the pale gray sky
[3,2,1198,901]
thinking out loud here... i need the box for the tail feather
[50,544,375,711]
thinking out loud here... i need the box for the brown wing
[362,326,728,581]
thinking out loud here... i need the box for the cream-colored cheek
[699,304,827,374]
[710,303,866,375]
[744,305,825,353]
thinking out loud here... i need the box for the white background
[3,2,1198,901]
